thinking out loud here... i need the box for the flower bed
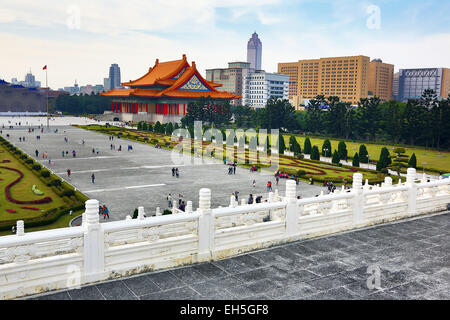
[0,166,53,204]
[21,206,39,211]
[6,209,16,213]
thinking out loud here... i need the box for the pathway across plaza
[27,211,450,300]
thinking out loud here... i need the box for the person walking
[175,168,179,178]
[267,181,272,192]
[167,194,173,208]
[62,151,65,157]
[276,176,279,186]
[103,205,110,219]
[179,201,186,212]
[91,173,95,184]
[67,169,71,179]
[35,150,39,157]
[248,194,254,204]
[72,150,76,157]
[233,165,236,175]
[252,179,256,188]
[172,167,175,177]
[234,191,239,202]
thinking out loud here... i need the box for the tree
[278,134,286,154]
[332,150,340,164]
[291,137,302,156]
[142,122,148,131]
[311,146,320,160]
[408,153,417,169]
[376,147,391,172]
[304,137,312,154]
[352,153,360,167]
[166,122,174,135]
[388,148,410,177]
[147,124,153,132]
[337,141,347,160]
[359,145,369,163]
[322,139,332,157]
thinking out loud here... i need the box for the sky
[0,0,449,89]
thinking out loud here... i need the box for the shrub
[408,153,417,169]
[359,145,369,163]
[304,137,312,154]
[32,164,42,171]
[310,146,320,161]
[296,170,307,177]
[61,189,75,197]
[352,152,360,167]
[163,209,172,215]
[40,170,51,178]
[50,179,62,187]
[322,140,332,157]
[332,150,340,164]
[25,159,33,164]
[20,155,28,160]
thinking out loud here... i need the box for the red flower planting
[6,209,16,213]
[0,166,52,205]
[1,160,11,163]
[21,206,39,210]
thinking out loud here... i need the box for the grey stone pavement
[26,211,450,300]
[1,124,324,221]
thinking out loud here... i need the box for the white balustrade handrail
[362,185,409,196]
[297,192,354,205]
[212,202,287,218]
[0,226,84,247]
[417,179,449,188]
[102,212,202,233]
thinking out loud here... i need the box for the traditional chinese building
[101,54,240,123]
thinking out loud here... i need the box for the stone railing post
[186,201,193,213]
[138,206,145,220]
[16,220,24,236]
[197,188,213,262]
[406,168,417,216]
[83,199,105,283]
[352,173,364,227]
[285,179,298,239]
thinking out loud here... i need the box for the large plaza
[0,116,323,221]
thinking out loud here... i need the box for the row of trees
[55,94,112,114]
[300,90,450,150]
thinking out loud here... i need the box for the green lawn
[287,135,450,173]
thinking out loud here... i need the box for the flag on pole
[43,65,47,70]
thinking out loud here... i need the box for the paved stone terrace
[27,212,450,300]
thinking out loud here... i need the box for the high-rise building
[277,62,300,107]
[109,63,121,89]
[206,62,251,105]
[393,72,399,100]
[398,68,450,101]
[242,70,289,108]
[278,55,370,105]
[104,78,111,91]
[368,59,394,102]
[247,32,262,70]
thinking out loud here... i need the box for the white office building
[242,70,289,108]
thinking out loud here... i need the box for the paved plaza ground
[27,211,450,300]
[1,116,324,221]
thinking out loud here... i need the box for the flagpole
[46,67,49,131]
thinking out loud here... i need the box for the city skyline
[0,0,449,89]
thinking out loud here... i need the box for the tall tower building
[109,63,121,89]
[247,32,262,70]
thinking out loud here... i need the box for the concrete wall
[1,168,449,299]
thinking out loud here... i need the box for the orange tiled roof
[121,55,189,87]
[101,55,240,100]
